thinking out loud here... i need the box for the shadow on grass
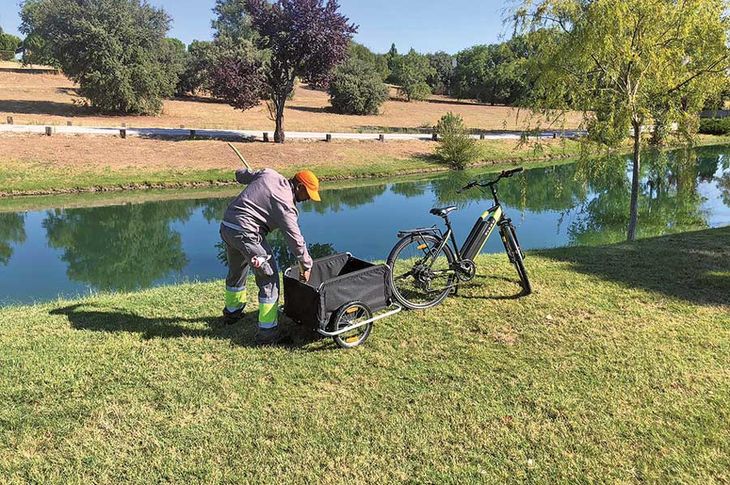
[457,274,526,300]
[287,105,334,114]
[172,94,229,105]
[538,227,730,307]
[425,97,493,107]
[0,99,91,117]
[49,303,326,349]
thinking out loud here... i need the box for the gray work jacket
[222,168,313,271]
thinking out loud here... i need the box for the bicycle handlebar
[459,167,524,192]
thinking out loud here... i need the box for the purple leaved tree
[211,0,357,143]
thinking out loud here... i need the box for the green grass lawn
[1,228,728,482]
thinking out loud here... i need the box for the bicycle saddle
[430,206,458,217]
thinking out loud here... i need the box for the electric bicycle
[386,167,531,310]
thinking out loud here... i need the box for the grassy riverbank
[2,135,728,197]
[0,136,585,197]
[1,228,728,482]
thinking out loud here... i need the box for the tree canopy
[390,48,435,101]
[20,0,177,114]
[328,58,389,115]
[210,0,356,142]
[0,28,21,61]
[451,37,531,105]
[515,0,729,240]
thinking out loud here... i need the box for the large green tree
[515,0,729,240]
[390,48,435,101]
[0,27,21,61]
[176,40,215,96]
[20,0,177,114]
[426,51,454,95]
[348,41,389,81]
[451,37,531,105]
[159,38,190,97]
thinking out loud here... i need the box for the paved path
[0,123,584,141]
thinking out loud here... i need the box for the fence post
[263,132,269,142]
[45,126,52,136]
[120,128,127,139]
[379,134,385,142]
[326,134,332,142]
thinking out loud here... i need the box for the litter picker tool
[227,142,252,170]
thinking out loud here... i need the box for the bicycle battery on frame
[460,206,503,260]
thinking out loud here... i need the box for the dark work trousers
[220,224,279,328]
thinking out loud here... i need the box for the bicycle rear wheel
[387,234,456,310]
[500,224,532,295]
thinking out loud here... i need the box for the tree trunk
[273,96,285,144]
[627,122,641,241]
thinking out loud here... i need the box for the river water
[1,145,728,305]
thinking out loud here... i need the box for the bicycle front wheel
[387,233,456,310]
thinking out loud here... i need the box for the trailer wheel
[332,302,373,349]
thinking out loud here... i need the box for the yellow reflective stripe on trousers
[225,289,246,311]
[258,302,278,328]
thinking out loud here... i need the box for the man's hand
[251,255,270,269]
[300,269,311,283]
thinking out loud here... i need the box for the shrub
[328,59,388,115]
[435,112,480,170]
[699,117,730,135]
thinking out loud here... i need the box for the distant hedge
[698,117,730,135]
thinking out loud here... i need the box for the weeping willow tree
[514,0,729,240]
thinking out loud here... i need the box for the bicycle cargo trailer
[283,253,401,348]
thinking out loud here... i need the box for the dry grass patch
[1,70,583,132]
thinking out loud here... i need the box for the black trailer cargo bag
[283,253,392,330]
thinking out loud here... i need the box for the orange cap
[294,170,321,202]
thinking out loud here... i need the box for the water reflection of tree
[569,148,717,245]
[390,181,428,198]
[719,172,730,206]
[216,231,336,271]
[43,201,195,290]
[431,164,589,213]
[301,184,388,214]
[200,197,234,223]
[0,213,26,265]
[204,195,338,271]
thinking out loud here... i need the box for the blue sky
[0,0,513,54]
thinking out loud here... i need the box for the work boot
[222,305,246,325]
[254,326,292,346]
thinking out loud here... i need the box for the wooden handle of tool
[227,142,252,170]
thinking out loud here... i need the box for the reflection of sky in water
[1,150,729,305]
[698,162,730,228]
